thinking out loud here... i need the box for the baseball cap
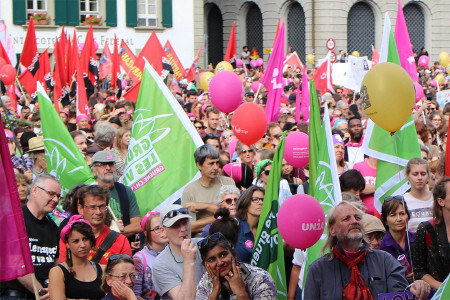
[363,214,386,235]
[245,92,255,97]
[160,204,191,227]
[91,151,116,164]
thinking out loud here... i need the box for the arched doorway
[246,4,263,58]
[404,3,425,54]
[207,4,223,66]
[288,2,306,61]
[348,2,375,57]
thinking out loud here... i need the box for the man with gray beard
[304,201,430,300]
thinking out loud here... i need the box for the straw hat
[27,136,45,153]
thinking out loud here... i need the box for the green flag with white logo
[251,132,287,299]
[120,61,203,213]
[432,274,450,300]
[362,13,421,214]
[37,83,95,195]
[302,80,342,288]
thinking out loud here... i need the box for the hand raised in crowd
[180,239,197,262]
[110,280,137,300]
[224,258,249,300]
[206,263,222,299]
[410,280,431,300]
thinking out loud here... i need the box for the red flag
[99,41,112,79]
[76,57,89,116]
[36,49,53,90]
[0,41,12,64]
[119,40,141,83]
[224,22,236,64]
[122,82,140,103]
[136,31,166,76]
[313,52,334,93]
[186,47,202,82]
[283,51,304,72]
[80,25,98,86]
[111,35,121,91]
[164,40,186,81]
[53,40,69,111]
[0,120,34,281]
[20,18,38,71]
[18,69,36,95]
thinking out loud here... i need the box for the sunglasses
[262,170,270,176]
[223,133,234,139]
[162,208,190,224]
[222,197,238,205]
[195,126,204,130]
[384,195,403,202]
[109,254,133,262]
[197,232,227,250]
[241,149,254,154]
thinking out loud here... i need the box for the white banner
[345,55,370,92]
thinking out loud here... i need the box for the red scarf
[333,247,373,300]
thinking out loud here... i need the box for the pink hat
[60,109,69,117]
[187,113,198,118]
[76,114,89,123]
[141,211,160,232]
[222,162,242,183]
[4,129,14,139]
[60,215,92,243]
[228,139,238,157]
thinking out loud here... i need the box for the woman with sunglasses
[196,233,277,300]
[413,177,450,290]
[236,142,256,170]
[201,185,240,238]
[235,186,265,263]
[380,196,415,283]
[102,254,138,300]
[404,158,434,232]
[49,215,105,300]
[133,211,168,299]
[254,160,291,200]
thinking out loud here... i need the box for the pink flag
[261,22,286,123]
[0,21,17,67]
[394,0,418,81]
[295,82,301,124]
[0,121,34,281]
[99,41,113,79]
[300,67,310,123]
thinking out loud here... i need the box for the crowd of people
[1,44,450,300]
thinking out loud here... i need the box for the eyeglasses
[241,149,254,154]
[36,186,61,200]
[223,133,234,139]
[290,127,298,132]
[197,232,228,251]
[384,195,403,202]
[195,126,204,130]
[162,208,190,224]
[251,197,264,203]
[108,272,138,281]
[93,162,115,168]
[82,204,107,211]
[222,197,238,205]
[262,170,270,176]
[150,225,163,233]
[109,254,133,261]
[205,134,219,139]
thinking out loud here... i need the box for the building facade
[204,0,449,66]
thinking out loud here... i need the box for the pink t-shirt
[353,159,376,215]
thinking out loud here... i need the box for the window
[27,0,47,20]
[347,2,375,57]
[138,0,157,27]
[80,0,99,23]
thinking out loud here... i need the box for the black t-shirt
[0,205,59,295]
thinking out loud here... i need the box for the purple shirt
[380,230,415,266]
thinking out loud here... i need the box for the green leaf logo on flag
[121,61,203,214]
[37,83,95,195]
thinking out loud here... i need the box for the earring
[67,248,71,260]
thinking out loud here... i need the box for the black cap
[245,92,255,97]
[288,94,297,104]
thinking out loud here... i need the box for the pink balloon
[278,194,325,249]
[251,81,260,93]
[256,58,264,67]
[418,55,429,68]
[414,81,425,102]
[209,71,243,113]
[284,132,309,168]
[235,59,243,67]
[250,60,257,68]
[431,79,437,88]
[78,43,85,51]
[223,162,242,183]
[94,41,99,50]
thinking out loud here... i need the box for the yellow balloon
[200,72,214,91]
[306,54,315,65]
[439,52,449,66]
[435,73,445,85]
[360,62,415,133]
[215,61,234,73]
[351,51,360,57]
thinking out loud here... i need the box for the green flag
[302,80,342,288]
[432,274,450,300]
[362,13,421,213]
[37,83,95,195]
[120,61,203,214]
[251,132,287,299]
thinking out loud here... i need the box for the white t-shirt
[292,249,307,288]
[346,146,365,169]
[403,192,434,232]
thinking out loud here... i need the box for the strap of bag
[91,231,120,263]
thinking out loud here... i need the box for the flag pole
[31,274,40,300]
[254,83,262,103]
